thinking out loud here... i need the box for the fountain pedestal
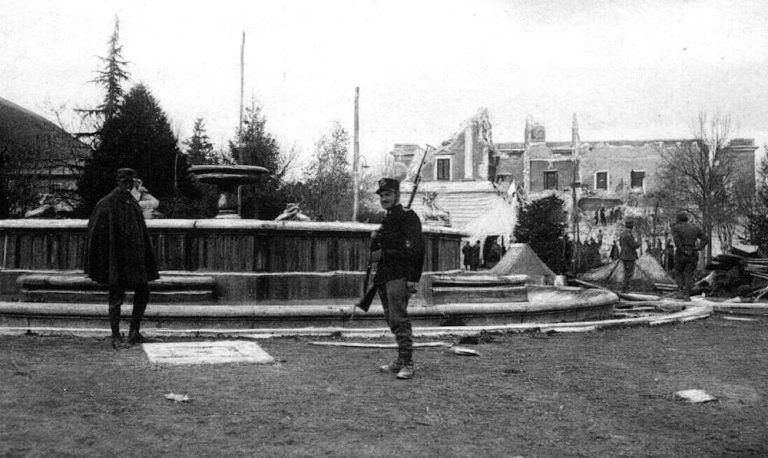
[188,165,269,218]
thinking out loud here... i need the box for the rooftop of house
[0,96,90,166]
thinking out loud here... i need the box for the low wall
[0,219,467,302]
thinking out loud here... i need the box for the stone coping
[0,218,469,236]
[0,303,713,338]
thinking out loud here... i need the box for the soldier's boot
[109,311,128,349]
[396,362,415,380]
[379,358,404,373]
[111,335,129,350]
[127,320,147,346]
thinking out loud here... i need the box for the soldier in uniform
[84,168,159,349]
[619,220,641,292]
[371,178,425,380]
[671,212,707,301]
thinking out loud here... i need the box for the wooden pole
[352,87,360,221]
[239,31,245,140]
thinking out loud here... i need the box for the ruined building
[391,109,758,231]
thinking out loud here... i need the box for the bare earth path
[1,316,766,457]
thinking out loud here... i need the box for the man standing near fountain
[619,220,641,292]
[371,178,425,380]
[671,212,707,301]
[84,168,159,349]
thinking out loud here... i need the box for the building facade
[392,110,758,231]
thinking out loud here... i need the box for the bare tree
[653,112,742,262]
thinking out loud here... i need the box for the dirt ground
[1,316,767,457]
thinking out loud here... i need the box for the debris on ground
[450,346,480,356]
[164,393,191,403]
[308,341,452,349]
[721,316,757,322]
[675,389,717,403]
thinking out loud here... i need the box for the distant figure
[562,234,573,274]
[462,241,472,270]
[594,209,599,225]
[84,168,159,349]
[596,229,603,247]
[470,240,481,271]
[618,220,641,292]
[275,202,311,222]
[599,207,606,226]
[671,213,707,301]
[664,235,675,271]
[609,240,619,261]
[485,239,502,268]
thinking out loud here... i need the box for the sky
[2,0,768,173]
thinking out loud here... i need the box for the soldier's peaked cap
[116,168,138,182]
[376,178,400,194]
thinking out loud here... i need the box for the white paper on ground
[675,389,717,403]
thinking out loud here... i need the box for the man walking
[619,220,641,292]
[371,178,425,380]
[671,213,707,301]
[84,168,159,349]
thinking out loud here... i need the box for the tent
[490,243,556,279]
[580,254,675,288]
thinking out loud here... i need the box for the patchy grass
[1,316,767,457]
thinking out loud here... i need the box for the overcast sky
[2,0,767,171]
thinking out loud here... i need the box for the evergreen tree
[229,102,285,219]
[184,118,217,165]
[513,194,567,274]
[301,122,354,221]
[77,84,183,215]
[93,16,130,122]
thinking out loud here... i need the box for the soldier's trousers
[675,253,698,298]
[622,260,635,291]
[377,278,413,363]
[108,283,150,337]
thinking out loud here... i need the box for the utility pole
[237,31,245,216]
[352,87,360,221]
[238,31,245,140]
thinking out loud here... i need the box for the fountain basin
[188,165,269,218]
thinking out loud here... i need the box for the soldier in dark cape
[84,168,159,348]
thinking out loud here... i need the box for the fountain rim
[0,218,470,236]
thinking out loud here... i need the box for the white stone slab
[143,340,274,365]
[675,389,717,403]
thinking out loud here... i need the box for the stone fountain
[188,164,269,218]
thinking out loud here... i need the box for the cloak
[83,187,159,287]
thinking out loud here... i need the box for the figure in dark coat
[470,241,481,271]
[671,212,707,300]
[371,178,425,380]
[84,168,159,348]
[618,220,641,292]
[462,241,472,270]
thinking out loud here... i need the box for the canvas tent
[580,254,675,288]
[490,243,556,279]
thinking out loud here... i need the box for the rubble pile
[700,244,768,300]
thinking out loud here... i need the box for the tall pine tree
[77,84,182,214]
[93,16,130,122]
[229,102,285,219]
[184,118,217,165]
